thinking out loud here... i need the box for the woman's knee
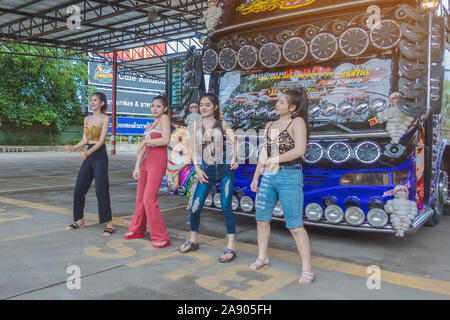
[191,196,203,214]
[289,226,305,237]
[256,220,270,228]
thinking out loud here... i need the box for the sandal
[299,271,315,284]
[103,227,115,236]
[218,248,236,263]
[124,232,145,240]
[153,240,171,249]
[179,240,199,253]
[67,222,84,230]
[249,258,269,271]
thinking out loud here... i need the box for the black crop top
[266,120,301,166]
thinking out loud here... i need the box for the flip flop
[153,240,171,249]
[249,258,269,270]
[299,271,315,284]
[103,227,115,236]
[179,240,199,253]
[67,222,84,230]
[124,232,145,240]
[218,248,236,263]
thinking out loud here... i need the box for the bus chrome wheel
[427,169,448,226]
[439,170,450,215]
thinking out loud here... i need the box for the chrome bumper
[203,206,435,235]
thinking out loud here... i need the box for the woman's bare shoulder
[292,117,306,128]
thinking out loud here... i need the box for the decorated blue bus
[169,0,450,236]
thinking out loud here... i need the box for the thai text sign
[108,117,154,136]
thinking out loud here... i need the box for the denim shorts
[255,166,304,229]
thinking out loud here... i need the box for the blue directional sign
[108,117,154,136]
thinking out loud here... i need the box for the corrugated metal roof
[0,0,207,79]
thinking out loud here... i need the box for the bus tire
[444,147,450,216]
[425,167,448,226]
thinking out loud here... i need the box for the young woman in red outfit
[124,95,171,248]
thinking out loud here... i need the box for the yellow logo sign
[94,64,113,83]
[236,0,316,15]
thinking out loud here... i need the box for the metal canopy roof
[0,0,207,80]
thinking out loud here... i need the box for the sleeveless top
[266,119,301,166]
[84,125,102,141]
[142,119,167,168]
[143,119,161,143]
[194,119,228,165]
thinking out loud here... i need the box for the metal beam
[2,0,153,45]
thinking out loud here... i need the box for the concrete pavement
[0,151,450,300]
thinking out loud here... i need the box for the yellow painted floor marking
[164,251,217,281]
[195,265,298,300]
[0,212,33,223]
[169,229,450,297]
[162,205,187,212]
[84,238,150,259]
[0,184,78,194]
[0,179,130,194]
[0,227,67,242]
[0,208,33,223]
[126,251,178,268]
[0,196,97,220]
[0,169,131,183]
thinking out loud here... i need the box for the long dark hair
[284,87,309,137]
[153,94,170,117]
[199,93,221,121]
[92,92,108,114]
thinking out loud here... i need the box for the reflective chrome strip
[202,206,434,235]
[406,207,434,234]
[203,207,396,233]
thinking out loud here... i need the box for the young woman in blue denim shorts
[179,93,239,263]
[249,87,314,284]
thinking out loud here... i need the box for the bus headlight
[273,201,284,217]
[204,193,213,207]
[305,203,323,221]
[231,195,239,211]
[240,196,254,212]
[325,205,344,223]
[345,207,365,226]
[213,193,221,208]
[367,208,388,227]
[178,186,186,196]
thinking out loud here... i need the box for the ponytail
[284,87,309,137]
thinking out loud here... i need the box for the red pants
[128,144,169,242]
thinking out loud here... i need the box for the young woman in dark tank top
[249,87,314,284]
[179,93,240,263]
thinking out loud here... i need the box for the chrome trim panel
[202,201,434,236]
[233,125,418,140]
[405,207,434,235]
[203,207,396,234]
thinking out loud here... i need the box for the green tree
[0,47,94,138]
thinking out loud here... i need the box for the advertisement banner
[218,58,393,131]
[89,87,160,116]
[88,61,165,115]
[96,43,166,62]
[88,62,165,91]
[225,0,403,26]
[166,57,184,108]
